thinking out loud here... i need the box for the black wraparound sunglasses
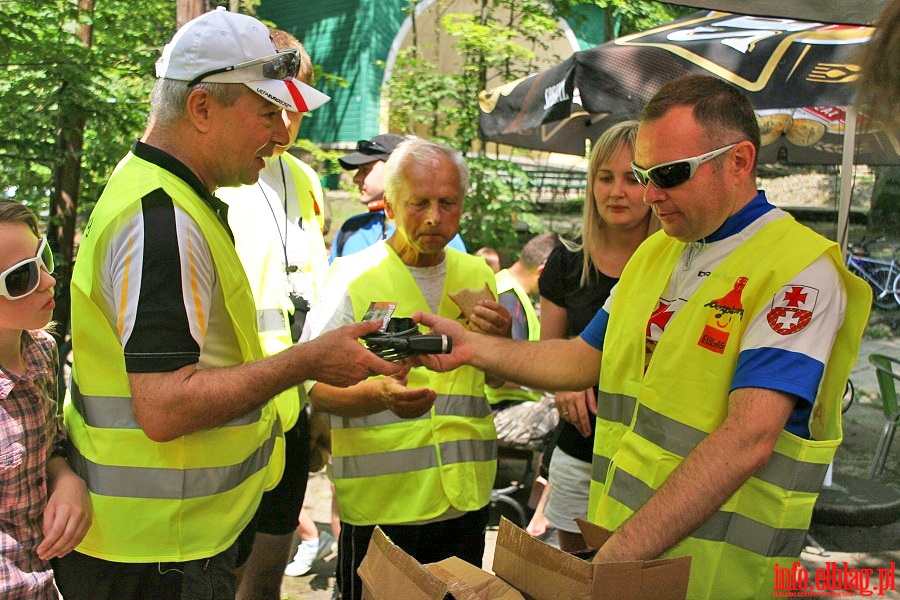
[631,143,738,189]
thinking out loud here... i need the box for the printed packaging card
[362,302,397,332]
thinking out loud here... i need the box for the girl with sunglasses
[0,200,91,599]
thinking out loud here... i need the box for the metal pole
[837,105,857,258]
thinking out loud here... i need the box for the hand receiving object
[448,284,495,330]
[362,317,452,362]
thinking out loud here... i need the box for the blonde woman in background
[528,121,660,552]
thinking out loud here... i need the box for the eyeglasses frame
[355,139,392,155]
[631,143,739,189]
[187,49,301,88]
[0,237,54,300]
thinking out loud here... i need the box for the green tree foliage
[869,166,900,237]
[550,0,692,38]
[2,0,174,339]
[383,0,686,256]
[1,0,174,217]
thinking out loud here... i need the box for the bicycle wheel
[892,271,900,308]
[868,266,898,310]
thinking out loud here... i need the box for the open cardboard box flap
[359,526,524,600]
[359,519,690,600]
[492,517,691,600]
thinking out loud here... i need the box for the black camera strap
[258,157,309,342]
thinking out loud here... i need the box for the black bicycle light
[362,317,452,361]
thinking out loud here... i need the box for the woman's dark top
[538,240,618,464]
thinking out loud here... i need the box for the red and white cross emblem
[767,285,819,335]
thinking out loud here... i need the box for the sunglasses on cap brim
[0,237,54,300]
[355,139,392,155]
[631,143,738,189]
[188,49,300,87]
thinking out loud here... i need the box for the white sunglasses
[0,237,54,300]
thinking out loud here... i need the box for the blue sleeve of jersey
[731,347,824,404]
[332,216,383,261]
[579,308,609,351]
[499,290,528,341]
[329,236,339,264]
[731,347,824,439]
[448,233,467,253]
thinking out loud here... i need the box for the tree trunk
[869,166,900,237]
[47,0,93,346]
[178,0,209,28]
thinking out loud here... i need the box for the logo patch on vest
[767,286,818,335]
[697,277,747,354]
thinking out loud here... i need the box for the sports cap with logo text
[155,7,329,113]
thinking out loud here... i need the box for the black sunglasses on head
[187,49,300,87]
[355,139,391,155]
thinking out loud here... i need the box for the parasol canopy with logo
[672,0,886,26]
[478,11,897,252]
[478,11,892,164]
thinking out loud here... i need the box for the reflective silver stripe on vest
[631,403,828,493]
[435,395,491,418]
[71,380,262,429]
[71,380,141,429]
[332,438,496,480]
[596,392,637,426]
[332,446,439,479]
[331,394,490,430]
[608,468,807,557]
[439,438,497,465]
[591,453,611,485]
[257,309,286,333]
[69,425,278,499]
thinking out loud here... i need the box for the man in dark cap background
[330,134,467,262]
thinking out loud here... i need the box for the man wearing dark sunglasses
[54,9,403,600]
[330,134,467,262]
[413,75,871,599]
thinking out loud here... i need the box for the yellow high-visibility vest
[67,151,283,562]
[221,154,329,430]
[327,243,498,525]
[588,217,870,599]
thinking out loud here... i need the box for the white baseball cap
[155,7,329,113]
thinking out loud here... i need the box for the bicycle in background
[845,239,900,310]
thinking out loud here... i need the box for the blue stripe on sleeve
[579,308,609,351]
[732,347,825,439]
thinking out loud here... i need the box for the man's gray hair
[383,138,469,200]
[149,79,246,127]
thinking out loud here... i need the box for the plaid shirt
[1,329,63,600]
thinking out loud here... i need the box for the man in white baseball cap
[53,8,403,600]
[155,7,329,114]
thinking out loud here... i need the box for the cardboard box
[492,518,691,600]
[359,526,525,600]
[359,518,691,600]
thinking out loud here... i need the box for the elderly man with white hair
[306,138,511,600]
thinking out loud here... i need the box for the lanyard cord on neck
[259,157,299,275]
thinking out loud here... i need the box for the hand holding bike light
[362,317,452,362]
